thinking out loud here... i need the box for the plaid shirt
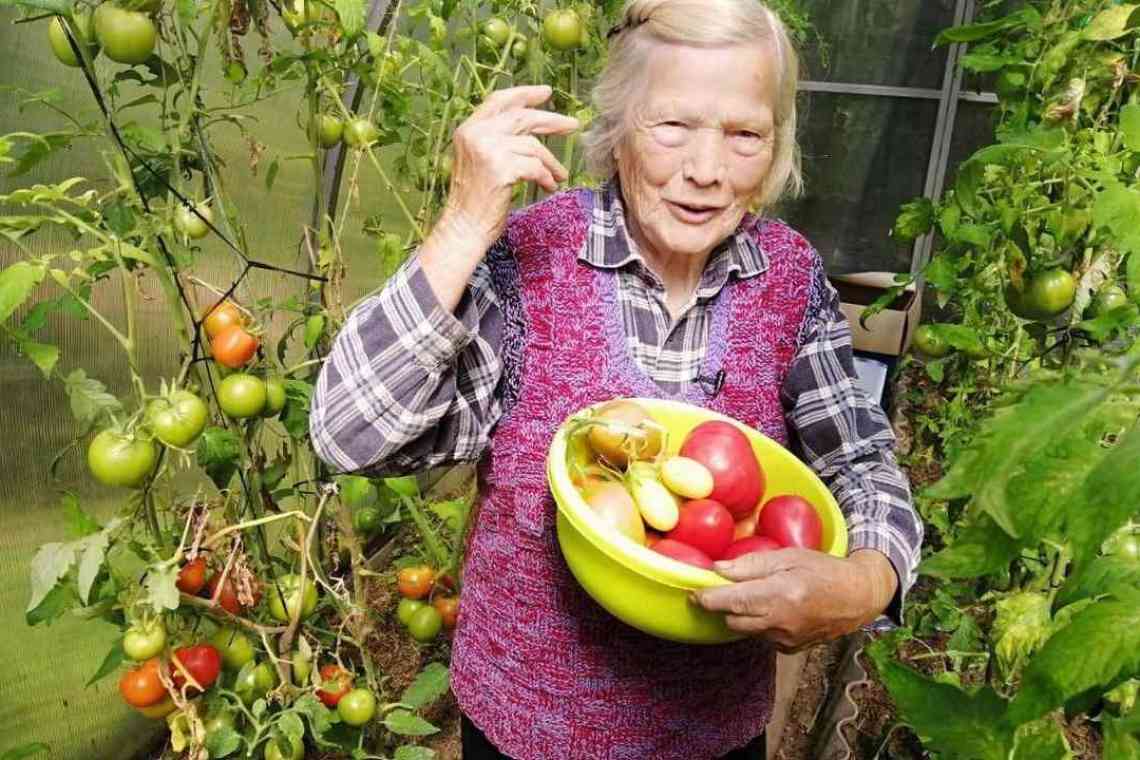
[311,183,923,613]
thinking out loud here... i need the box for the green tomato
[263,734,304,760]
[1008,269,1077,321]
[267,574,318,623]
[88,429,157,488]
[236,662,277,705]
[174,204,212,240]
[353,506,383,536]
[146,390,209,448]
[203,710,236,744]
[93,4,156,65]
[210,627,256,670]
[1087,285,1129,318]
[482,17,511,47]
[217,373,267,418]
[911,325,952,359]
[337,688,377,726]
[311,114,343,148]
[343,118,380,148]
[263,377,287,418]
[123,619,166,661]
[48,13,100,67]
[542,9,583,52]
[339,475,379,509]
[407,605,443,642]
[397,598,426,626]
[383,475,420,500]
[510,37,529,60]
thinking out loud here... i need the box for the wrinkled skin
[693,549,897,653]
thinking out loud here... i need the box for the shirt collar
[579,178,769,295]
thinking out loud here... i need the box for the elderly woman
[310,0,922,757]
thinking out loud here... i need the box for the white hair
[582,0,803,209]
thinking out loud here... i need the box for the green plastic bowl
[547,397,849,645]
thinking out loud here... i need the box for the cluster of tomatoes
[574,401,824,569]
[395,565,459,643]
[47,2,158,70]
[84,298,283,491]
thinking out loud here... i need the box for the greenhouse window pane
[799,0,958,90]
[779,93,941,276]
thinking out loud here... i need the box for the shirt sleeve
[780,264,924,625]
[309,252,505,476]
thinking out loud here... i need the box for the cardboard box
[829,272,922,357]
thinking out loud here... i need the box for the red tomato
[722,536,782,560]
[666,499,735,560]
[176,557,207,595]
[171,644,222,692]
[211,325,259,368]
[397,566,435,600]
[679,421,765,519]
[316,664,353,707]
[757,495,823,550]
[651,539,714,569]
[206,573,260,614]
[433,596,459,629]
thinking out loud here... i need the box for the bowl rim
[546,397,849,591]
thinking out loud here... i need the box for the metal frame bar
[799,80,943,100]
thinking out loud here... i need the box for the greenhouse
[1,0,1137,758]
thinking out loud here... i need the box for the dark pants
[461,714,766,760]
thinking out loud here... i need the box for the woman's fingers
[472,84,556,119]
[499,107,581,136]
[514,155,559,193]
[510,136,569,182]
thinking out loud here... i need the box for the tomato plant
[236,662,277,705]
[542,9,583,52]
[210,626,255,670]
[92,4,155,64]
[407,606,443,642]
[174,203,212,240]
[171,643,222,692]
[396,598,426,626]
[203,301,245,338]
[217,373,268,418]
[343,118,379,148]
[48,13,98,67]
[206,573,258,616]
[433,596,459,629]
[312,113,344,148]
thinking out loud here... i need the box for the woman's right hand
[440,84,580,248]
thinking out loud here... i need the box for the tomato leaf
[1061,424,1140,574]
[1122,104,1140,153]
[27,542,78,613]
[893,198,935,241]
[60,492,100,538]
[16,338,59,378]
[292,693,338,738]
[866,636,1013,760]
[85,639,125,687]
[919,515,1023,579]
[1010,594,1140,724]
[1059,555,1140,608]
[960,52,1019,73]
[281,380,313,440]
[76,528,111,604]
[0,261,46,324]
[1009,718,1071,760]
[278,712,306,744]
[204,725,241,758]
[25,582,76,626]
[333,0,364,37]
[6,133,73,177]
[304,314,325,349]
[383,709,439,737]
[1103,708,1140,759]
[394,747,436,760]
[1094,183,1140,256]
[1081,4,1140,41]
[144,561,181,612]
[196,427,241,489]
[63,369,123,430]
[934,8,1041,45]
[400,662,449,709]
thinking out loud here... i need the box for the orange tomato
[316,664,353,707]
[119,658,167,708]
[433,596,459,629]
[211,325,259,368]
[203,301,244,338]
[397,566,435,600]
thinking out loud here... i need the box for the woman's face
[616,41,779,262]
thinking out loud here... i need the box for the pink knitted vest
[450,190,819,760]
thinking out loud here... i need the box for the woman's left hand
[691,549,898,653]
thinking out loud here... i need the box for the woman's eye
[651,122,689,146]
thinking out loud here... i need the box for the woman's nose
[683,129,725,187]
